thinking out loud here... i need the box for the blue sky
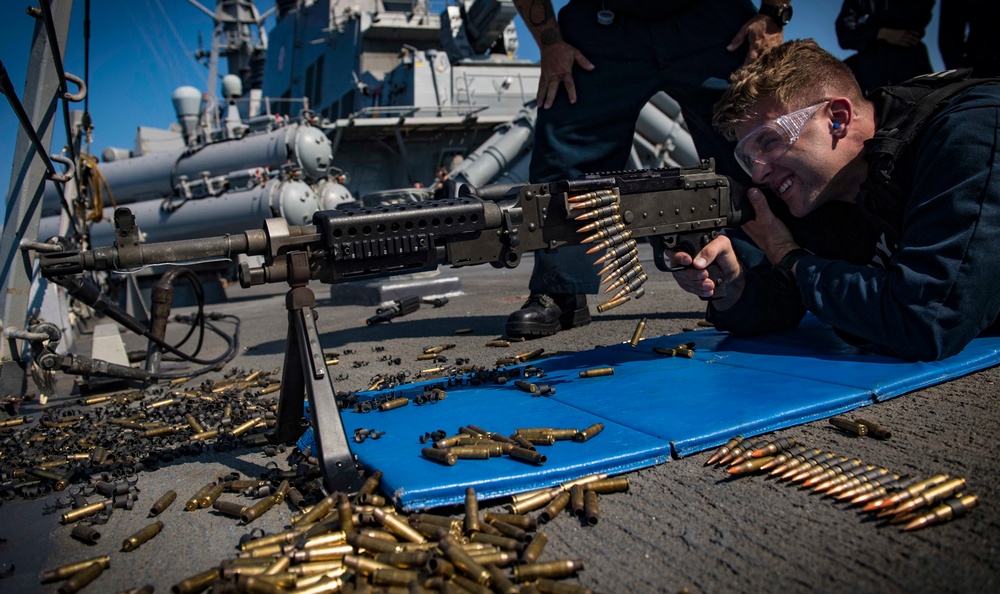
[1,0,946,216]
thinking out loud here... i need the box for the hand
[668,236,744,304]
[727,15,784,64]
[877,28,923,47]
[741,188,799,265]
[536,41,595,108]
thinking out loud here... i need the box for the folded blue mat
[300,314,1000,510]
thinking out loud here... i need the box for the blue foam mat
[301,315,1000,510]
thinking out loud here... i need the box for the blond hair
[714,39,866,141]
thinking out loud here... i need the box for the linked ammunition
[574,423,605,443]
[749,437,798,458]
[769,448,825,476]
[592,239,638,266]
[513,559,585,582]
[580,220,625,243]
[579,367,613,379]
[717,437,762,466]
[568,189,617,209]
[56,561,104,594]
[883,477,968,518]
[706,436,742,466]
[605,264,644,293]
[122,520,164,552]
[585,229,632,253]
[903,494,978,531]
[828,416,868,436]
[863,473,950,512]
[854,418,892,439]
[727,456,776,475]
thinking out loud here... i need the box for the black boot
[505,293,590,338]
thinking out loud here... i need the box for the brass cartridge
[374,550,430,569]
[749,437,798,458]
[706,436,742,466]
[292,494,337,526]
[230,417,263,437]
[520,531,548,564]
[190,429,221,441]
[483,512,537,531]
[40,555,111,584]
[185,483,216,511]
[374,508,426,544]
[199,482,226,508]
[172,568,221,594]
[583,489,600,526]
[122,520,164,552]
[579,367,613,378]
[379,397,410,411]
[451,446,496,459]
[358,492,387,507]
[538,491,572,524]
[337,492,355,534]
[573,423,604,443]
[486,519,530,543]
[570,484,586,518]
[421,447,458,466]
[488,564,519,594]
[507,447,547,465]
[727,456,776,476]
[439,535,492,585]
[241,495,279,524]
[56,561,104,594]
[465,487,480,533]
[828,416,868,436]
[854,418,892,439]
[70,525,102,545]
[213,499,247,519]
[903,493,978,531]
[61,499,112,524]
[294,545,354,563]
[512,559,585,582]
[585,477,630,494]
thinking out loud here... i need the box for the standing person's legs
[507,4,661,338]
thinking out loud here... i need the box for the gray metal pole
[0,1,72,397]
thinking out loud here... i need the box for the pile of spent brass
[41,462,627,593]
[706,433,979,532]
[566,188,646,313]
[421,423,606,467]
[0,367,283,503]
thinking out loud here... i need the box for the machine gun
[39,159,750,493]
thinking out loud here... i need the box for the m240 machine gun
[39,159,749,493]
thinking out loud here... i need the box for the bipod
[269,252,363,494]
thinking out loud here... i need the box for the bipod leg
[271,283,362,494]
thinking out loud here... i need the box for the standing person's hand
[728,14,785,63]
[537,41,595,108]
[877,28,923,47]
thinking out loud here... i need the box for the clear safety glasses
[734,101,828,176]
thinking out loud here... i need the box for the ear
[827,97,853,137]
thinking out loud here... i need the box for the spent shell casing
[122,520,164,552]
[464,487,480,534]
[513,559,585,582]
[40,555,111,584]
[520,531,548,564]
[583,489,600,526]
[242,495,279,523]
[579,367,613,378]
[56,561,104,594]
[213,499,247,519]
[596,294,630,312]
[186,483,217,511]
[61,499,112,524]
[828,416,868,436]
[903,493,978,531]
[854,417,892,439]
[628,318,647,347]
[509,489,560,515]
[337,493,355,534]
[570,484,586,518]
[538,491,572,524]
[507,447,547,465]
[422,447,458,465]
[574,423,605,443]
[585,477,630,494]
[483,512,537,531]
[70,524,102,545]
[439,534,491,585]
[379,397,409,411]
[172,568,221,594]
[592,239,638,265]
[514,380,539,393]
[374,508,426,544]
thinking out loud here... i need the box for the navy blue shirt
[709,84,1000,361]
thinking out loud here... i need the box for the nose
[750,160,772,184]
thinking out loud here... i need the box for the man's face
[735,98,851,218]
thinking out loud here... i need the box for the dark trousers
[528,0,755,294]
